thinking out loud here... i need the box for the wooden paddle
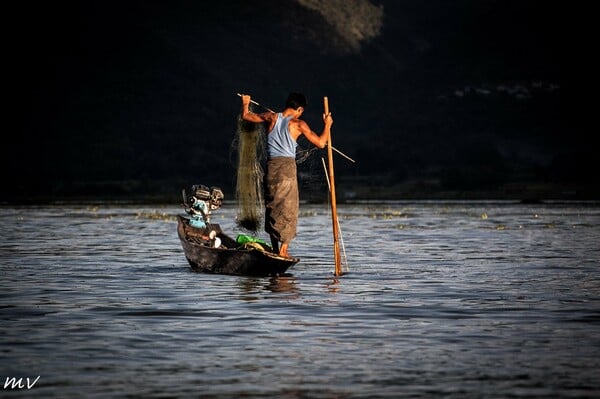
[324,97,343,276]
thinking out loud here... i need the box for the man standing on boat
[240,93,333,258]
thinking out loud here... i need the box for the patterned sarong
[264,157,298,243]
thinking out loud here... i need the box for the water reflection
[237,275,299,300]
[264,275,298,294]
[327,277,342,293]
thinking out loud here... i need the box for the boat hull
[177,216,299,276]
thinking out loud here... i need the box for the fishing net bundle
[233,114,266,232]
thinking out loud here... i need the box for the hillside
[4,0,583,203]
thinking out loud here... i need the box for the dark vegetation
[3,1,589,204]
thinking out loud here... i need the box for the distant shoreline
[3,190,598,206]
[3,177,598,206]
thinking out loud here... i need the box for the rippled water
[1,201,599,398]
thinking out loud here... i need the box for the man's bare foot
[279,243,289,258]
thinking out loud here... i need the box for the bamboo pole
[324,97,342,276]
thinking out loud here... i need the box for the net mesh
[295,141,328,203]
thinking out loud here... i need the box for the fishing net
[233,114,266,232]
[295,141,328,203]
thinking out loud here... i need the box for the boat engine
[183,184,224,229]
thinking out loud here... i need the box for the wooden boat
[177,215,299,276]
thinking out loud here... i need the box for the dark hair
[285,92,307,110]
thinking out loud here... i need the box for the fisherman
[240,93,333,257]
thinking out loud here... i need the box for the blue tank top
[267,113,297,158]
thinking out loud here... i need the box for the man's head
[285,92,307,111]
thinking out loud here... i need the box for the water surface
[1,201,599,398]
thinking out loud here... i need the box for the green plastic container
[236,234,272,250]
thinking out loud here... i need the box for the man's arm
[241,95,274,123]
[296,113,333,149]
